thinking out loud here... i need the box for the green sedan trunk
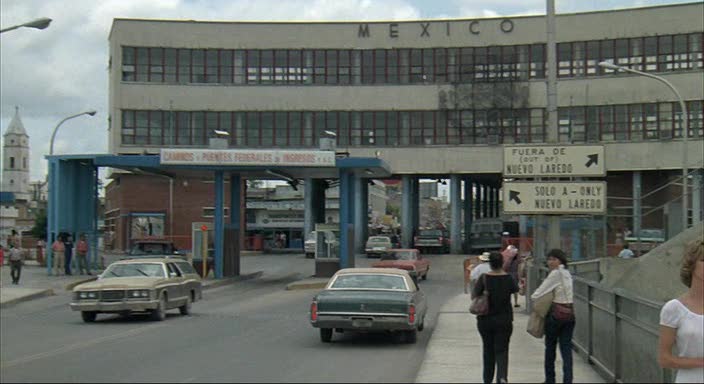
[316,290,413,314]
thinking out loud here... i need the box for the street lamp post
[0,18,52,34]
[598,61,690,231]
[49,111,97,156]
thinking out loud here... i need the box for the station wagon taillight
[310,301,318,322]
[408,304,416,325]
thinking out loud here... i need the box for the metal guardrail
[529,261,675,383]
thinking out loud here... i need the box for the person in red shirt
[76,234,90,275]
[51,236,66,276]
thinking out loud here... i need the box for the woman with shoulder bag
[531,249,575,384]
[472,251,519,384]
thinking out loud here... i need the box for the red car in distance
[371,249,431,281]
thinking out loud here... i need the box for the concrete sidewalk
[415,293,604,383]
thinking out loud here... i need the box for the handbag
[526,284,555,339]
[551,271,575,321]
[469,274,490,316]
[527,310,545,338]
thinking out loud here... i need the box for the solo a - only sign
[504,145,604,177]
[502,181,606,215]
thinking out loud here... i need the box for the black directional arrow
[509,190,522,205]
[585,154,599,168]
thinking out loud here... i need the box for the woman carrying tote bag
[472,251,519,384]
[531,249,575,384]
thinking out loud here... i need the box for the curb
[202,271,264,291]
[285,279,329,291]
[0,289,55,309]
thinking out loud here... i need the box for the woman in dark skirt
[473,251,519,384]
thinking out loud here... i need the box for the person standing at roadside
[9,244,24,284]
[52,235,65,276]
[63,234,74,275]
[658,239,704,383]
[618,243,635,259]
[76,234,91,275]
[473,251,519,384]
[531,249,576,384]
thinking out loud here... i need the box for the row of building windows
[121,100,703,147]
[121,33,703,85]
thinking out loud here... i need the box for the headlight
[88,292,98,299]
[128,290,150,299]
[79,292,88,299]
[77,291,98,300]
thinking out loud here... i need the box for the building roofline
[109,2,702,39]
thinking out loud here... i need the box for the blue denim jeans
[544,313,575,384]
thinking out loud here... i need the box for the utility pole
[544,0,561,253]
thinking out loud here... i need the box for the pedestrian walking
[502,245,522,307]
[9,244,24,284]
[658,239,704,383]
[52,235,66,276]
[531,249,576,384]
[63,234,74,275]
[472,251,519,384]
[469,252,492,298]
[76,234,91,275]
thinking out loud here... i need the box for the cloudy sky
[0,0,695,184]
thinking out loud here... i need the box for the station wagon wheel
[320,328,333,343]
[422,268,429,280]
[179,294,192,316]
[81,311,97,323]
[151,294,167,321]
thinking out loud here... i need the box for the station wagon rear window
[103,263,165,278]
[330,274,408,290]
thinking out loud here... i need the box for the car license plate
[352,318,372,328]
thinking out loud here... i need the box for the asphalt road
[0,253,468,383]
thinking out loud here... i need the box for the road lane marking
[0,323,168,369]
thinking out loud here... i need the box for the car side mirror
[169,272,178,278]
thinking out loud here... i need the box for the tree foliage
[30,209,47,240]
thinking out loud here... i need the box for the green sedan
[309,268,428,343]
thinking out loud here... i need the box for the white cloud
[0,0,694,183]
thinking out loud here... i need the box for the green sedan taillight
[310,301,318,322]
[408,304,416,325]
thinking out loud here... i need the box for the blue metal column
[46,159,58,275]
[463,177,473,253]
[304,178,315,238]
[450,174,462,254]
[633,171,642,248]
[482,185,489,218]
[494,186,501,217]
[412,177,420,234]
[354,178,368,254]
[401,175,413,248]
[488,186,495,217]
[475,183,482,219]
[228,173,242,277]
[214,171,225,279]
[338,170,355,268]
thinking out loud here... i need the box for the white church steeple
[2,106,31,201]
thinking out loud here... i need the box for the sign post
[201,224,208,278]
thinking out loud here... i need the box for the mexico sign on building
[502,181,606,215]
[504,145,604,177]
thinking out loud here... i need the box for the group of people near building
[50,233,91,276]
[467,239,703,384]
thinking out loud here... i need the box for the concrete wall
[600,222,704,302]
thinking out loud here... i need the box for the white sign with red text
[160,149,336,167]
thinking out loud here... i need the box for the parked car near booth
[127,239,183,258]
[624,228,665,254]
[309,268,427,343]
[371,248,431,281]
[365,235,393,258]
[70,258,202,323]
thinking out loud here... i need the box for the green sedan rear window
[330,274,407,290]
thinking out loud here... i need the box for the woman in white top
[658,239,704,383]
[531,249,575,384]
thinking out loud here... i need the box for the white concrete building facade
[106,3,704,255]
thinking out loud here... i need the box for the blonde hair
[680,238,704,287]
